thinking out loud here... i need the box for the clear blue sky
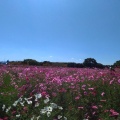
[0,0,120,65]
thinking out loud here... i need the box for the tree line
[7,58,120,69]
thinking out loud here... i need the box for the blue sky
[0,0,120,65]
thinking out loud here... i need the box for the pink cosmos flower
[23,106,28,111]
[78,106,84,109]
[88,88,94,90]
[118,79,120,84]
[75,96,80,100]
[109,80,114,85]
[84,91,88,95]
[109,109,119,116]
[92,105,98,109]
[92,111,96,115]
[82,84,86,88]
[101,92,105,96]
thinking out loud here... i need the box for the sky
[0,0,120,65]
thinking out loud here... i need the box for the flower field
[0,65,120,120]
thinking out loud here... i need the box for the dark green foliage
[3,57,114,69]
[67,63,84,68]
[22,59,40,65]
[42,61,52,66]
[67,63,76,68]
[113,60,120,67]
[96,63,105,69]
[83,58,98,68]
[76,63,84,68]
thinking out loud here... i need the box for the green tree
[67,63,76,68]
[96,63,105,69]
[42,61,52,66]
[113,60,120,67]
[83,58,97,68]
[22,59,39,65]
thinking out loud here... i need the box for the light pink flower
[75,96,80,100]
[109,80,114,85]
[101,92,105,96]
[78,106,84,109]
[88,88,94,90]
[118,79,120,84]
[92,105,98,109]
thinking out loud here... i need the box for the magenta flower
[41,91,47,97]
[92,105,98,109]
[109,109,119,117]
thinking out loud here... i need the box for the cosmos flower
[2,104,5,111]
[16,114,20,118]
[27,100,32,104]
[35,93,42,99]
[13,101,19,107]
[50,103,58,109]
[6,106,11,113]
[47,111,51,117]
[101,92,105,96]
[44,97,50,104]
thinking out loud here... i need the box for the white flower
[16,114,20,118]
[44,97,49,104]
[27,100,32,104]
[18,97,23,102]
[6,106,11,113]
[58,115,62,119]
[31,116,35,120]
[2,104,5,111]
[40,109,46,114]
[64,116,67,120]
[40,106,53,117]
[35,93,42,99]
[58,106,63,110]
[35,102,39,107]
[35,93,42,101]
[20,101,25,106]
[50,103,58,109]
[35,98,38,102]
[36,115,40,120]
[27,97,32,100]
[24,98,28,101]
[45,106,53,112]
[13,101,18,107]
[47,111,51,117]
